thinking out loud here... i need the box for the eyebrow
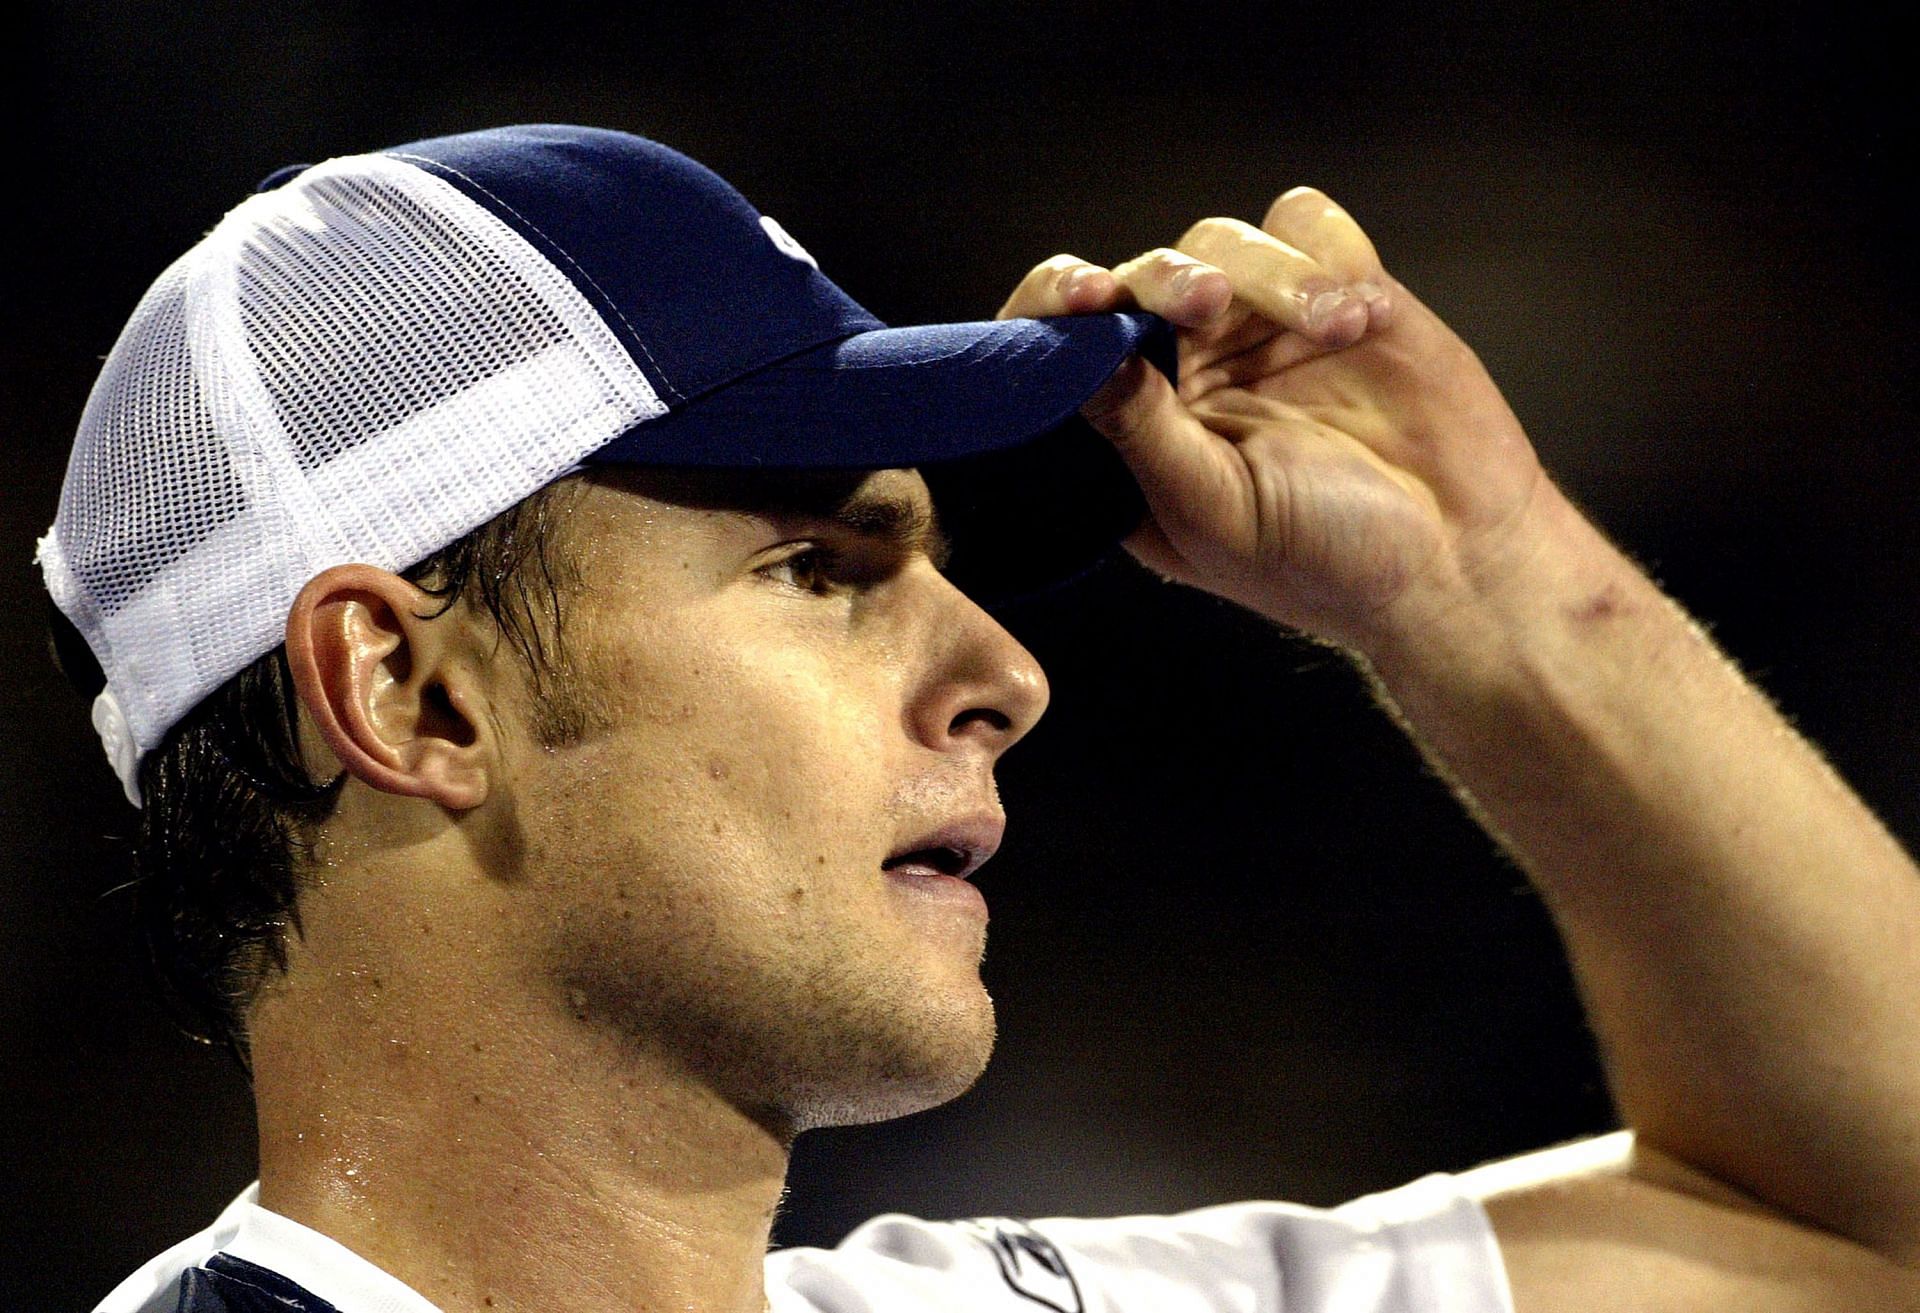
[812,489,954,571]
[594,466,956,571]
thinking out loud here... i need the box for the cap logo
[759,214,818,269]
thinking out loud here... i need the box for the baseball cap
[36,124,1167,806]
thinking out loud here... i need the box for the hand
[999,190,1554,655]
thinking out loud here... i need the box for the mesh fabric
[37,152,666,804]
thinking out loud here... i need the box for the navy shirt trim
[174,1254,340,1313]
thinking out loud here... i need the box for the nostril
[950,707,1012,737]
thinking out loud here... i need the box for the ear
[284,564,493,810]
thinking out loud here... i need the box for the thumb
[1081,356,1244,548]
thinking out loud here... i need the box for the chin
[777,986,998,1134]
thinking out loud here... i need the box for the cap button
[91,690,142,807]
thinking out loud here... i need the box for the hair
[49,477,592,1075]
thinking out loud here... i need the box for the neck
[252,964,789,1313]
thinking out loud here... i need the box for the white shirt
[93,1171,1514,1313]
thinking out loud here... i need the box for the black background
[6,4,1916,1308]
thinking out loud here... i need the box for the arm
[1366,460,1920,1251]
[999,197,1920,1306]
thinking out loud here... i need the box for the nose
[906,575,1050,759]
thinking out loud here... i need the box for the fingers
[1177,215,1374,346]
[1079,355,1247,548]
[1106,249,1233,327]
[997,188,1394,351]
[996,249,1233,328]
[1261,187,1382,277]
[1262,187,1391,329]
[996,254,1124,320]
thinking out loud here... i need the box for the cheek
[531,629,900,903]
[510,642,910,1034]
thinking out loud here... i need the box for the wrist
[1355,481,1653,708]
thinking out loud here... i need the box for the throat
[253,1004,790,1313]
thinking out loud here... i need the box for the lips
[882,816,1005,882]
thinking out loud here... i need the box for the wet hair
[47,478,589,1074]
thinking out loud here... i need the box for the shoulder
[92,1184,259,1313]
[91,1187,433,1313]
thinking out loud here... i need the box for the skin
[1000,195,1920,1306]
[247,189,1920,1311]
[258,465,1045,1313]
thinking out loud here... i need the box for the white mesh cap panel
[38,151,667,804]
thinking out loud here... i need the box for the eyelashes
[760,546,840,594]
[755,537,946,597]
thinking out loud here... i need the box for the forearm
[1361,482,1920,1263]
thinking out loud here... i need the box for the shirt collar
[221,1200,443,1313]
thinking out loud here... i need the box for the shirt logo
[759,214,819,269]
[957,1218,1084,1313]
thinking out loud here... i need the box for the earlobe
[284,565,491,810]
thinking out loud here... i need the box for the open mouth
[882,846,975,879]
[882,817,1003,882]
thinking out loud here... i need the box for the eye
[759,546,841,594]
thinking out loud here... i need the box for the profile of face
[493,466,1050,1136]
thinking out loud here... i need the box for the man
[43,124,1919,1311]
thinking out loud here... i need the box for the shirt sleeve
[766,1173,1514,1313]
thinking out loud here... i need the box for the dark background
[6,3,1916,1307]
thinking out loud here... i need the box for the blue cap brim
[584,309,1171,600]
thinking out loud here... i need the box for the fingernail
[1305,289,1354,334]
[1354,279,1392,328]
[1170,264,1201,295]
